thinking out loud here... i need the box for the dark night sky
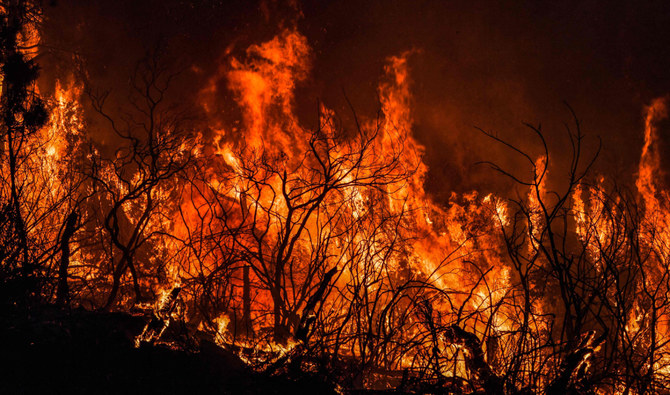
[40,0,670,202]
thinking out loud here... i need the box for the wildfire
[3,4,670,391]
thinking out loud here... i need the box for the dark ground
[0,306,337,394]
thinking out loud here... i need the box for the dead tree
[87,49,195,310]
[472,105,664,393]
[220,109,410,345]
[0,0,47,302]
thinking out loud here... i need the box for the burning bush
[2,1,670,393]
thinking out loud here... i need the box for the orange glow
[9,15,670,391]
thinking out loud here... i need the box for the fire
[636,98,667,208]
[221,29,310,154]
[4,5,670,391]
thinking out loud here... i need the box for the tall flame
[17,20,670,392]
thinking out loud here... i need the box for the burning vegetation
[3,1,670,394]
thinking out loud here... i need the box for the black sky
[41,0,670,201]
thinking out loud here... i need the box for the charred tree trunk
[136,286,182,346]
[102,194,153,310]
[56,210,78,306]
[103,252,126,311]
[295,267,337,342]
[7,131,30,284]
[242,264,252,337]
[271,286,288,343]
[444,325,504,395]
[103,252,142,310]
[546,330,605,394]
[127,256,142,303]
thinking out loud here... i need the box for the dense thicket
[2,2,670,394]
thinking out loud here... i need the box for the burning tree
[0,0,46,303]
[84,49,198,310]
[4,7,670,394]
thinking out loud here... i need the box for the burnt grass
[0,305,337,394]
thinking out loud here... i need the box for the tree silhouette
[0,0,47,303]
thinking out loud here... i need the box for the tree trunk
[242,264,252,337]
[56,210,78,307]
[271,286,288,344]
